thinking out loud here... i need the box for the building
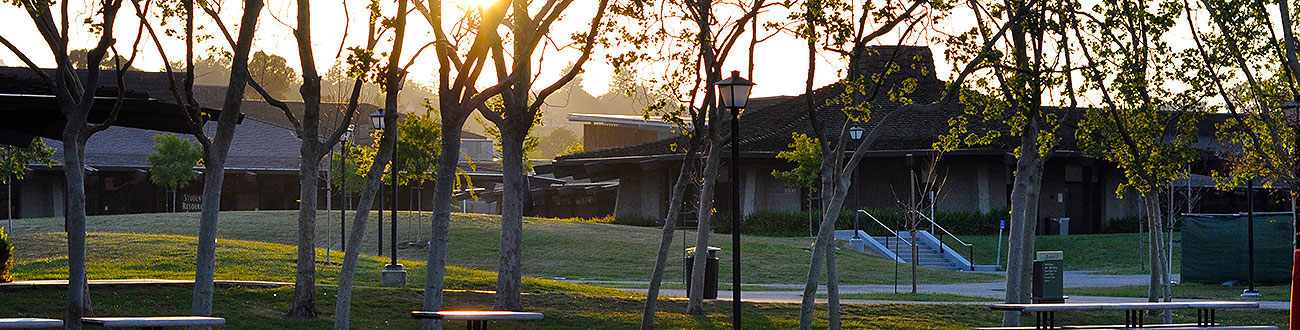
[538,45,1236,234]
[0,67,500,218]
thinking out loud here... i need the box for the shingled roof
[557,45,1019,162]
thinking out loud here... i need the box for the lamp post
[1243,178,1261,297]
[849,125,863,239]
[340,126,352,252]
[715,70,753,328]
[371,111,385,257]
[372,109,407,287]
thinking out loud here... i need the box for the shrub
[713,207,1009,237]
[0,227,12,283]
[549,216,616,224]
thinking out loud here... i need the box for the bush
[0,227,12,283]
[713,207,1009,237]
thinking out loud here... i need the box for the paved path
[0,279,293,288]
[571,271,1291,310]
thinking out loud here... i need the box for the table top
[990,301,1261,312]
[410,311,545,321]
[0,318,64,328]
[80,316,226,327]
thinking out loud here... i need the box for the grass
[1067,283,1292,302]
[815,293,1001,302]
[959,233,1181,274]
[8,232,631,297]
[582,282,802,291]
[1,231,1288,329]
[6,211,1000,284]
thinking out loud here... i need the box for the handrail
[911,210,971,247]
[855,209,911,246]
[911,210,975,271]
[857,209,909,262]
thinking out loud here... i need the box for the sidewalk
[568,271,1291,310]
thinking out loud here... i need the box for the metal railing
[911,210,975,271]
[855,209,910,262]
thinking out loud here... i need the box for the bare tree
[237,0,381,317]
[407,0,512,327]
[0,0,151,327]
[331,0,413,326]
[478,0,612,310]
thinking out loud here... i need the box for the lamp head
[715,70,755,110]
[369,110,385,130]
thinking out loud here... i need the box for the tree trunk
[62,129,92,330]
[1003,124,1044,327]
[290,142,321,318]
[1144,193,1167,302]
[825,240,841,330]
[494,127,527,311]
[641,142,700,329]
[192,1,262,322]
[287,0,327,315]
[421,113,467,330]
[686,137,724,315]
[911,228,918,294]
[797,174,850,330]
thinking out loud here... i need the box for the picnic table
[411,310,544,330]
[984,301,1267,330]
[81,316,225,330]
[0,318,63,329]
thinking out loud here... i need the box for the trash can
[684,246,720,299]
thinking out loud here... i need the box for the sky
[0,0,961,100]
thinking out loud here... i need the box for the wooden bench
[0,318,63,329]
[411,310,543,330]
[81,316,225,330]
[982,302,1263,330]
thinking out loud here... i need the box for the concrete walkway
[570,271,1292,310]
[0,279,292,288]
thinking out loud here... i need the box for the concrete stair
[871,236,962,270]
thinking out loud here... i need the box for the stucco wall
[614,169,666,221]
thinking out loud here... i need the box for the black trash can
[684,246,720,299]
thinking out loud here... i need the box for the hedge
[713,208,1010,237]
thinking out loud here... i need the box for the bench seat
[81,316,224,328]
[0,318,63,329]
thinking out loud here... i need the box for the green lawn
[959,233,1180,274]
[1068,283,1292,302]
[1,231,1287,329]
[6,211,999,284]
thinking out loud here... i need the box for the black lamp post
[371,109,406,287]
[370,111,385,257]
[340,125,353,252]
[849,125,863,238]
[715,70,753,329]
[1243,178,1261,297]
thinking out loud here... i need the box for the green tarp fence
[1180,213,1294,284]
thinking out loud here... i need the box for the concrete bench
[411,310,543,330]
[0,318,63,329]
[984,301,1264,330]
[81,316,224,330]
